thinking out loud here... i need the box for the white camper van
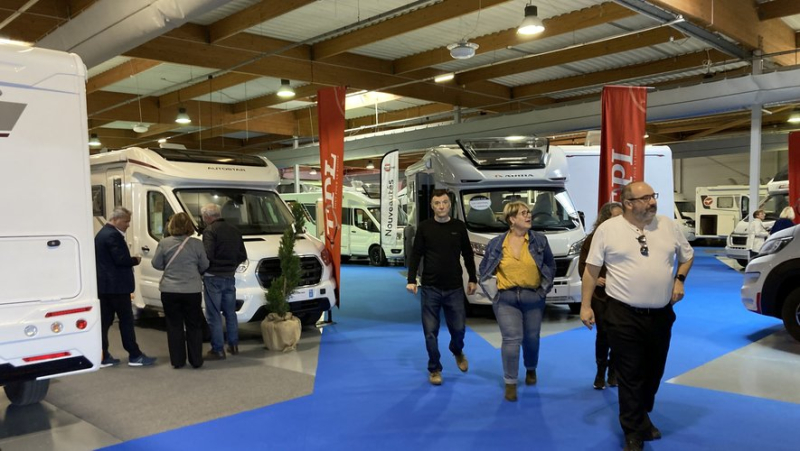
[90,146,337,326]
[405,137,586,312]
[560,146,676,234]
[695,185,766,240]
[281,189,405,265]
[726,169,790,266]
[0,42,100,405]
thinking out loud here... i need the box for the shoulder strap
[164,237,191,271]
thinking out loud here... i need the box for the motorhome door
[350,207,379,256]
[136,188,176,308]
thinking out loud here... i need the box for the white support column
[294,164,300,193]
[748,51,763,217]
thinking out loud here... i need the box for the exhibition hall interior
[1,1,800,450]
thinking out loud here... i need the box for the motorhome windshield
[175,189,295,235]
[759,193,789,221]
[461,188,579,232]
[368,206,408,227]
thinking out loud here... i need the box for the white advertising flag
[380,149,400,255]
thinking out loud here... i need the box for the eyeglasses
[637,234,649,256]
[627,193,659,203]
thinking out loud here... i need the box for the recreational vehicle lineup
[405,138,586,312]
[694,185,766,240]
[1,43,100,405]
[89,147,337,326]
[280,189,405,266]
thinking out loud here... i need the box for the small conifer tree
[265,203,307,318]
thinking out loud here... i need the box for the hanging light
[788,108,800,124]
[447,40,479,60]
[277,79,295,98]
[366,160,375,170]
[175,107,191,124]
[88,133,101,147]
[309,168,317,175]
[518,4,545,35]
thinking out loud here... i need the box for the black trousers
[592,296,611,365]
[100,293,142,360]
[605,297,675,439]
[161,292,205,368]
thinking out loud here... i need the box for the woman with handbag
[152,212,209,369]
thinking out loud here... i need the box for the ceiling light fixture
[447,40,479,60]
[366,160,375,170]
[175,107,191,124]
[434,73,455,83]
[157,138,167,144]
[88,133,101,147]
[788,108,800,124]
[133,123,149,133]
[518,4,545,35]
[309,168,317,175]
[277,79,295,98]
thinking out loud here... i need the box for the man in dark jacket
[95,207,155,367]
[201,203,248,360]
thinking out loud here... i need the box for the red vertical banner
[788,132,800,224]
[318,86,347,306]
[599,85,648,205]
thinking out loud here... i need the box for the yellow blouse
[496,233,541,290]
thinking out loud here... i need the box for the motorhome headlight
[236,260,250,273]
[320,248,333,266]
[568,237,586,256]
[757,236,793,257]
[471,241,486,256]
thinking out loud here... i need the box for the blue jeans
[421,286,466,373]
[493,287,545,384]
[204,276,238,353]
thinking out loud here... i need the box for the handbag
[160,236,190,283]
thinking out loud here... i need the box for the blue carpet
[105,250,799,450]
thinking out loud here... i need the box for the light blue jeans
[493,287,545,384]
[204,275,238,353]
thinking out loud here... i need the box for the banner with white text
[318,86,346,306]
[599,85,647,205]
[380,149,400,259]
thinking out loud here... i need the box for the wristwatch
[675,274,686,282]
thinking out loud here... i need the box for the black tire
[369,246,387,266]
[736,259,749,267]
[4,379,50,406]
[781,288,800,342]
[568,303,581,314]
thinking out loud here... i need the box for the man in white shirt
[580,182,694,451]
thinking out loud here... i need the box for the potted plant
[260,203,306,351]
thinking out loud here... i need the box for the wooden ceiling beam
[393,2,636,74]
[758,0,800,21]
[86,58,161,94]
[158,72,261,109]
[209,0,315,44]
[312,0,510,60]
[459,27,686,86]
[648,0,796,66]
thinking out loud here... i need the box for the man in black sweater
[406,189,477,385]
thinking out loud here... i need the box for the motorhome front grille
[256,257,322,288]
[554,258,572,278]
[731,236,747,246]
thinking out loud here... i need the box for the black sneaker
[100,354,120,368]
[128,354,156,367]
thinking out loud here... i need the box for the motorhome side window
[113,178,122,208]
[461,188,579,232]
[354,209,378,233]
[717,196,734,209]
[173,189,294,235]
[342,208,353,226]
[92,185,105,217]
[147,191,175,241]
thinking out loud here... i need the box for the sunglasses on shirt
[637,234,649,257]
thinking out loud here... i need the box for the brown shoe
[455,353,468,372]
[504,383,517,402]
[206,349,226,360]
[429,371,442,386]
[227,345,239,355]
[525,369,537,386]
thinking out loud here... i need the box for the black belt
[609,297,670,315]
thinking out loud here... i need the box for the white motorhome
[405,137,586,312]
[561,146,676,235]
[695,185,766,240]
[90,146,336,326]
[281,189,405,265]
[726,168,790,266]
[1,42,100,405]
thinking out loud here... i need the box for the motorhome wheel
[4,379,50,406]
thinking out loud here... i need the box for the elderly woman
[152,212,209,369]
[747,209,769,260]
[478,201,556,402]
[579,202,623,390]
[770,206,796,235]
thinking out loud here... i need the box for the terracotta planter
[260,312,301,352]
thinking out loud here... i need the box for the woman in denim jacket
[478,201,555,402]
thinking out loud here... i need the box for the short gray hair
[109,207,132,220]
[201,203,221,219]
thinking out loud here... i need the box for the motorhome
[726,169,790,266]
[673,193,696,242]
[281,189,405,265]
[90,146,337,326]
[695,185,766,240]
[405,137,586,313]
[1,43,100,405]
